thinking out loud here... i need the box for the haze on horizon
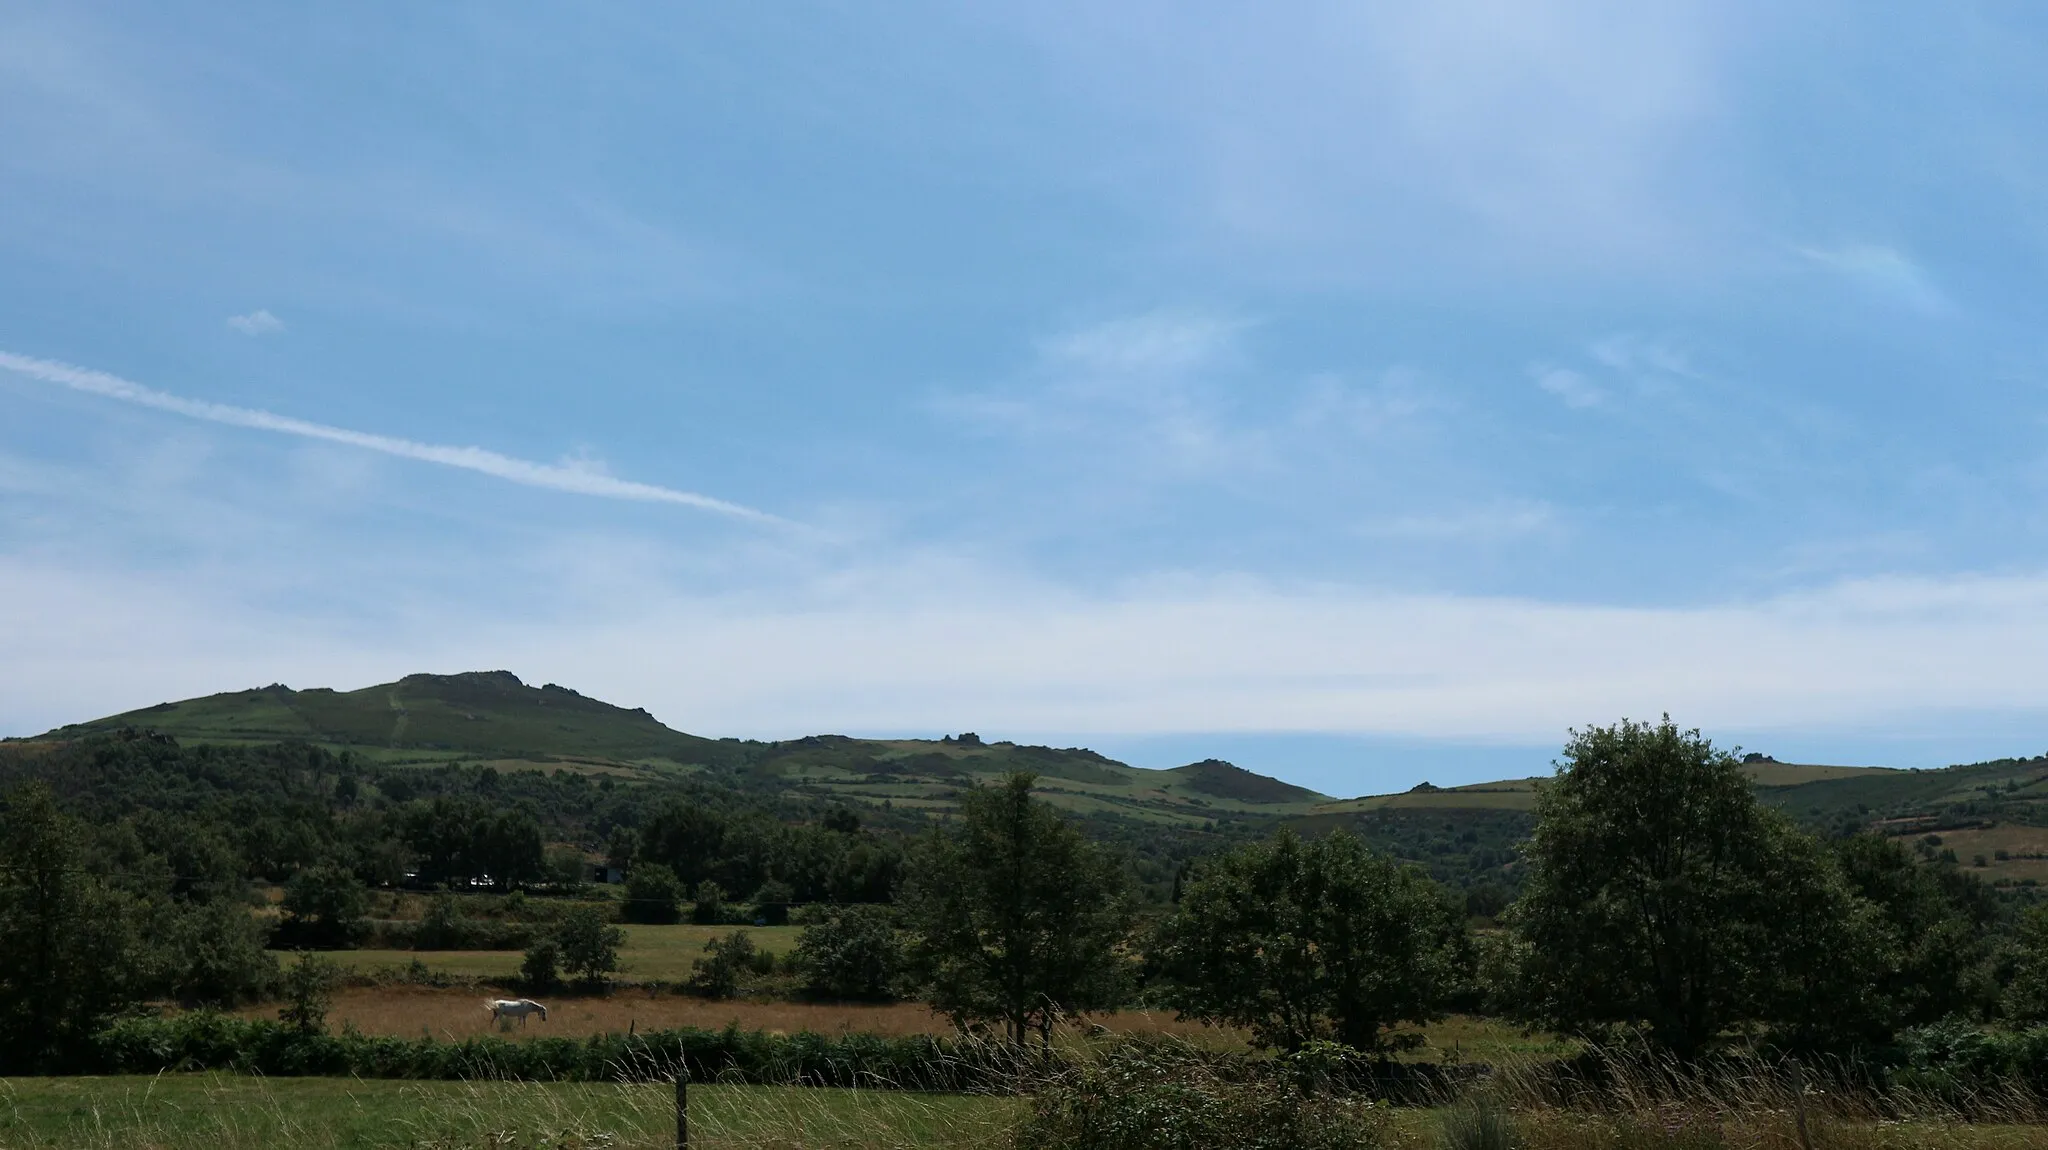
[5,3,2048,794]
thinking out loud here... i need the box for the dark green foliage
[621,863,685,924]
[277,953,340,1034]
[794,904,905,1001]
[1505,718,1877,1058]
[2002,906,2048,1022]
[1288,808,1535,893]
[395,893,535,950]
[691,879,727,924]
[1149,828,1467,1053]
[1012,1044,1388,1150]
[750,878,795,925]
[520,937,562,992]
[689,930,758,999]
[1835,833,2002,1029]
[0,784,148,1071]
[276,865,370,948]
[550,905,623,987]
[902,773,1134,1045]
[163,897,279,1006]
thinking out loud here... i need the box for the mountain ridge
[31,670,1331,823]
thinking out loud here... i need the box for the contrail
[0,351,784,524]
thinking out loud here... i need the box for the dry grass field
[236,985,1248,1044]
[1917,824,2048,884]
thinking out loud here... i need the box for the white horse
[486,998,548,1026]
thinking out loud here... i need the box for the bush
[691,880,727,925]
[690,930,757,999]
[521,937,562,992]
[750,879,795,926]
[167,897,279,1006]
[395,894,536,950]
[1013,1044,1389,1150]
[794,904,904,1001]
[278,953,340,1035]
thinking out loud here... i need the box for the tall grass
[0,1072,1021,1149]
[1444,1047,2048,1150]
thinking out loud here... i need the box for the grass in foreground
[0,1075,1020,1150]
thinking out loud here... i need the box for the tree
[691,880,727,925]
[552,905,624,987]
[689,929,758,999]
[277,865,369,948]
[0,784,145,1070]
[278,952,340,1034]
[1149,828,1467,1053]
[750,879,795,926]
[1836,834,2001,1031]
[901,773,1134,1045]
[166,897,279,1006]
[622,864,685,924]
[1504,717,1873,1058]
[521,937,563,992]
[794,904,904,1001]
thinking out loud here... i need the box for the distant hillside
[39,672,2048,892]
[51,671,741,773]
[31,672,1333,825]
[1167,758,1323,804]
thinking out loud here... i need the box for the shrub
[1013,1044,1388,1150]
[751,879,796,926]
[277,953,340,1035]
[692,880,727,925]
[167,897,279,1006]
[690,930,757,999]
[794,904,904,1001]
[394,894,538,950]
[521,937,562,992]
[623,864,685,924]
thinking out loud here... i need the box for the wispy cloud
[0,351,784,524]
[226,308,284,335]
[1531,364,1605,408]
[11,554,2048,754]
[1797,243,1949,314]
[1040,311,1245,378]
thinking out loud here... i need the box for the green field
[0,1075,1020,1149]
[321,923,803,982]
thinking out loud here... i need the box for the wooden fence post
[675,1069,689,1149]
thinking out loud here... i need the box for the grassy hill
[49,671,743,775]
[33,672,1335,826]
[35,671,2048,892]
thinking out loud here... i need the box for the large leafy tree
[902,773,1133,1045]
[1149,828,1466,1053]
[0,785,147,1070]
[1835,833,2001,1032]
[1505,718,1881,1058]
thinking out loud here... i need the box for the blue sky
[5,2,2048,795]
